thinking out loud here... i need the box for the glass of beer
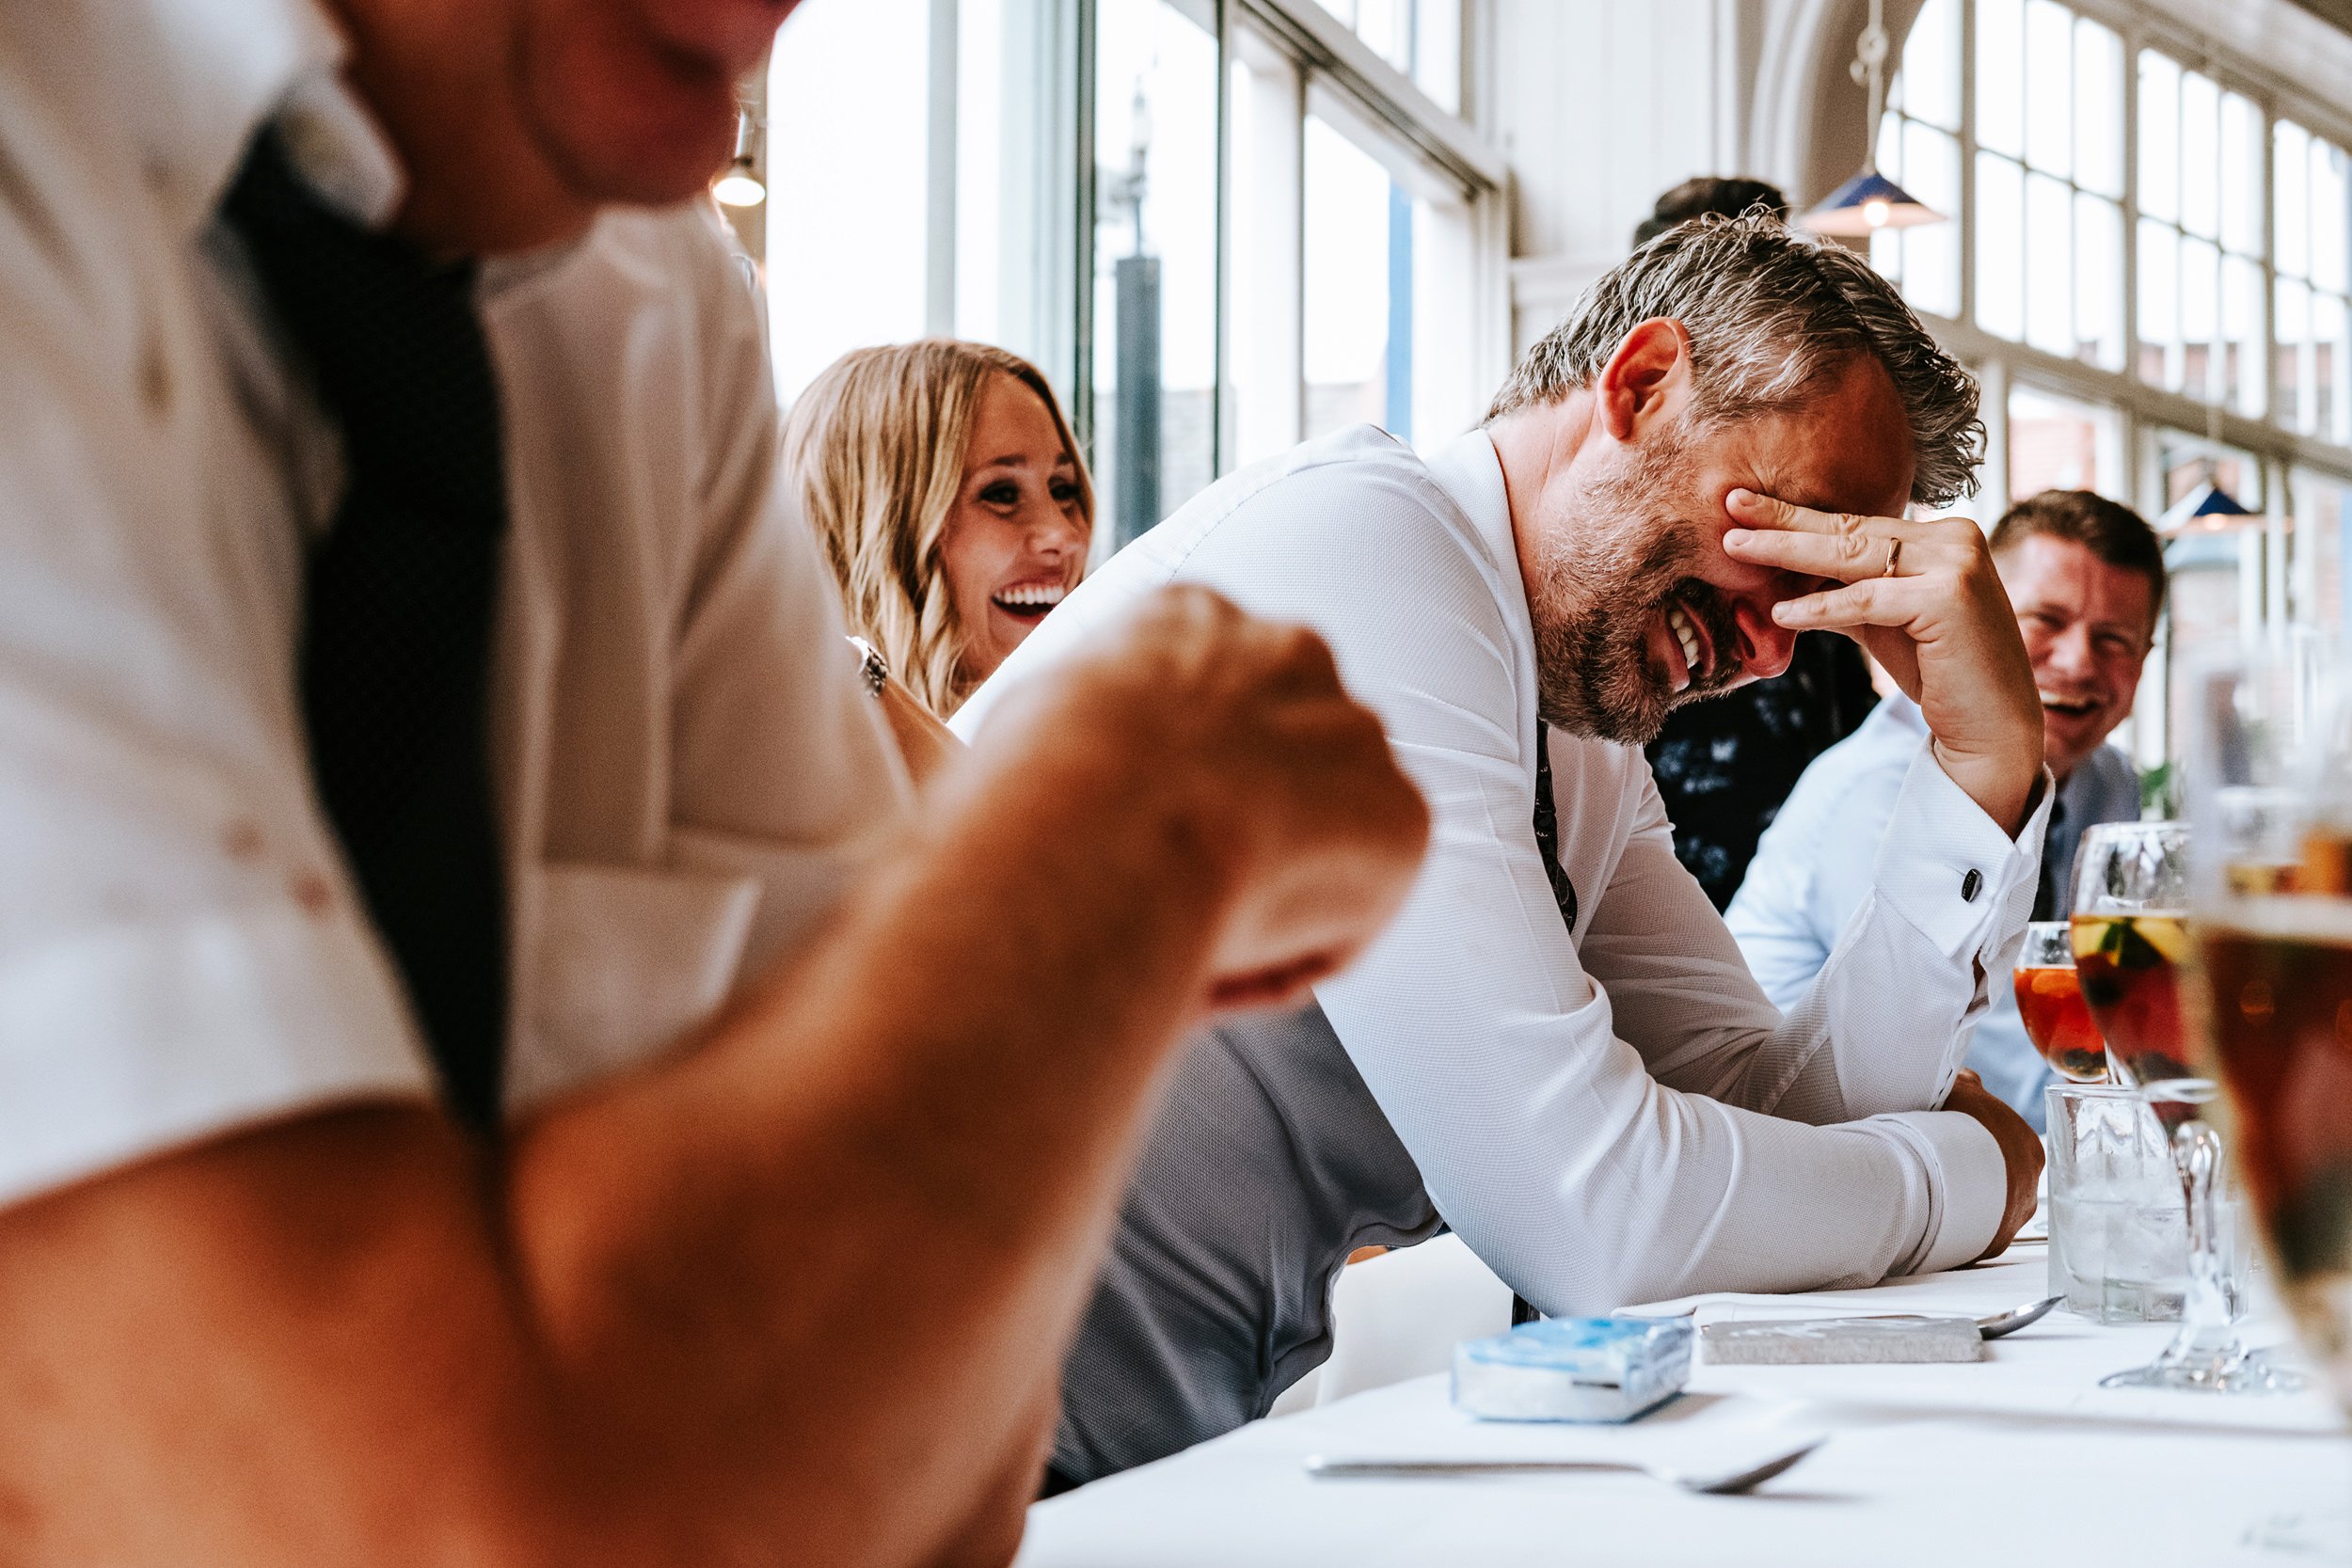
[2073,820,2296,1392]
[2013,921,2105,1082]
[2191,640,2350,1413]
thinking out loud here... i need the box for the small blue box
[1452,1316,1693,1423]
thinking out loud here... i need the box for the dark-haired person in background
[1630,177,1790,246]
[1731,490,2164,1126]
[1635,178,1883,907]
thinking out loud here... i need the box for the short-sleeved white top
[0,0,907,1209]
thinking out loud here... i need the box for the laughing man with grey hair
[956,214,2054,1489]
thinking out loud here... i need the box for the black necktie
[1514,722,1580,1328]
[223,126,510,1132]
[2032,795,2070,924]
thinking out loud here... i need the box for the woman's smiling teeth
[992,581,1069,620]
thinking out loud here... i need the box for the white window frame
[1884,2,2352,508]
[1878,0,2352,769]
[899,0,1509,502]
[1216,2,1510,467]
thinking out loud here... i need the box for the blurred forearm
[509,720,1240,1564]
[0,716,1237,1568]
[0,589,1424,1568]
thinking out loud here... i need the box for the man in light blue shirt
[1730,489,2164,1126]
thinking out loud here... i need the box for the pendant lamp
[2156,479,2255,535]
[713,109,766,209]
[1800,0,1947,238]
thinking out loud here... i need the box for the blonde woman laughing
[785,340,1095,721]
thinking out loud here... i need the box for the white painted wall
[1488,0,1757,353]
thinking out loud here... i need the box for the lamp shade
[2155,480,2255,535]
[1797,170,1945,237]
[713,168,767,208]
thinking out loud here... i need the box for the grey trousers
[1050,1003,1444,1487]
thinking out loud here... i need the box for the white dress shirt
[1730,692,2142,1128]
[960,424,2052,1312]
[0,0,904,1210]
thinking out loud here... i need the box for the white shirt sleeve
[1729,710,2061,1127]
[1148,455,2026,1312]
[0,65,431,1211]
[1674,745,2057,1124]
[659,208,909,978]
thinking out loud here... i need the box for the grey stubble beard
[1522,434,1734,748]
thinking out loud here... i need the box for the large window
[2009,384,2122,498]
[1978,0,2124,366]
[766,0,1506,555]
[2137,51,2265,411]
[1872,0,1963,319]
[1319,0,1460,114]
[764,0,931,399]
[1878,0,2352,765]
[1091,0,1220,546]
[2275,120,2352,446]
[2291,468,2352,631]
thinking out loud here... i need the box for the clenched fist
[980,584,1430,1014]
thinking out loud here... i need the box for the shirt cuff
[1870,744,2055,962]
[1877,1108,2009,1274]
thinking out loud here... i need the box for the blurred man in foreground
[0,2,1426,1563]
[959,214,2049,1487]
[1732,489,2163,1125]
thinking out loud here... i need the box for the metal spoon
[1972,1294,2063,1339]
[1858,1295,2064,1339]
[1304,1437,1824,1496]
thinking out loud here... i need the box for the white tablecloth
[1018,1251,2352,1566]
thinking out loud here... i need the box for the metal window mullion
[1979,355,2010,523]
[926,0,961,336]
[2263,100,2280,435]
[1235,0,1499,198]
[2062,7,2077,361]
[2122,14,2141,395]
[2167,87,2185,401]
[2266,451,2291,632]
[1073,0,1100,461]
[1292,55,1308,443]
[1960,0,1979,333]
[1212,0,1232,477]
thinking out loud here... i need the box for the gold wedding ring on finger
[1881,537,1902,578]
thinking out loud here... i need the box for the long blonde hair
[782,341,1094,717]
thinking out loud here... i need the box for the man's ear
[1594,318,1694,443]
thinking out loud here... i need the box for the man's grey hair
[1486,212,1984,508]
